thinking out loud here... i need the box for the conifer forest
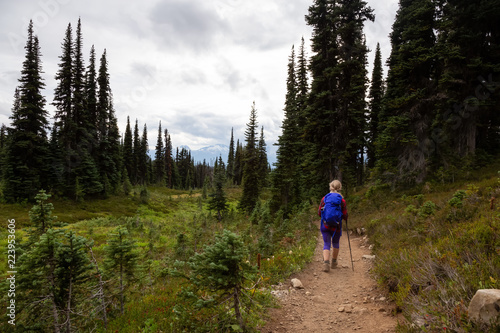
[0,0,499,332]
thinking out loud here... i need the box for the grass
[349,162,500,332]
[0,185,319,332]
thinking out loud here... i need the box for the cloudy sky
[0,0,398,161]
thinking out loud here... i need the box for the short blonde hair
[329,180,342,192]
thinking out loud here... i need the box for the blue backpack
[321,193,343,229]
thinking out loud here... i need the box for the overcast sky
[0,0,398,160]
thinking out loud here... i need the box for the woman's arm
[341,198,348,220]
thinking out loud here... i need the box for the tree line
[0,19,270,204]
[271,0,500,216]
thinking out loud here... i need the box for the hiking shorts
[321,221,342,250]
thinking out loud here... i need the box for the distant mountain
[191,144,229,164]
[172,144,277,167]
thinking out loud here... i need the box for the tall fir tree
[123,116,133,183]
[137,123,149,185]
[72,18,89,150]
[233,139,244,186]
[257,126,269,187]
[95,49,121,193]
[105,100,122,193]
[433,0,500,163]
[271,45,301,214]
[367,43,384,169]
[52,19,103,198]
[296,36,309,135]
[3,21,50,202]
[53,23,74,191]
[376,0,437,183]
[303,0,373,196]
[155,121,165,184]
[104,226,138,315]
[73,20,102,198]
[164,128,173,188]
[132,119,140,184]
[85,45,98,150]
[226,128,235,183]
[238,102,260,213]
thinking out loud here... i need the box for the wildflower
[289,250,293,255]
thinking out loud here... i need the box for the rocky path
[260,222,399,333]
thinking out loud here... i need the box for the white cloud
[0,0,397,160]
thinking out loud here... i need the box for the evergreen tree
[433,0,500,161]
[85,45,98,150]
[75,150,103,198]
[123,116,133,182]
[132,119,140,184]
[0,124,7,150]
[72,18,90,152]
[56,231,92,333]
[172,157,181,189]
[53,23,74,191]
[18,229,63,332]
[104,226,138,315]
[164,128,173,188]
[376,0,436,183]
[208,156,228,221]
[295,36,309,171]
[86,243,108,329]
[233,140,243,186]
[155,121,165,184]
[3,21,50,202]
[367,43,384,169]
[239,102,260,213]
[227,128,235,183]
[96,49,121,193]
[271,45,303,214]
[122,168,133,195]
[52,19,102,198]
[48,126,65,194]
[138,123,149,185]
[257,126,268,187]
[296,37,309,125]
[303,0,373,196]
[105,101,122,192]
[181,230,258,331]
[28,190,56,241]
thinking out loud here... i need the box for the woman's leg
[321,228,333,271]
[331,231,341,268]
[323,249,330,262]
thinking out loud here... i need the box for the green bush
[418,201,437,218]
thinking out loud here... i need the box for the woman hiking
[318,180,348,272]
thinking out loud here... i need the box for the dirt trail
[261,221,399,333]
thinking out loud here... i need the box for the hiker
[318,180,348,272]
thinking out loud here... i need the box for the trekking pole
[345,218,354,271]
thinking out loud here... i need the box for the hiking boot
[331,259,338,269]
[323,260,330,272]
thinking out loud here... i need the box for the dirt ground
[260,221,400,333]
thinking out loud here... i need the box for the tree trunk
[120,262,124,315]
[48,259,61,333]
[65,277,72,333]
[87,245,107,328]
[233,287,244,330]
